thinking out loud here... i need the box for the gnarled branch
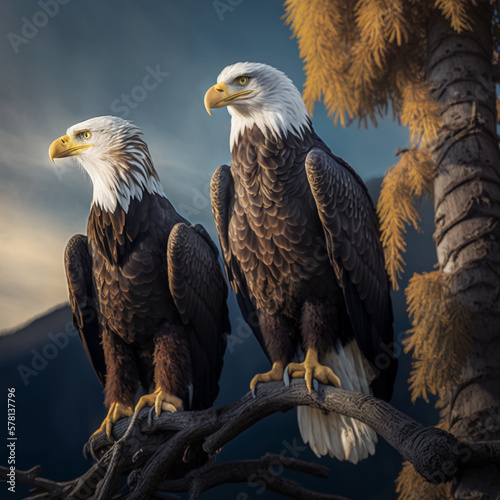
[154,453,350,500]
[1,380,500,499]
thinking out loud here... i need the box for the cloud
[0,0,409,331]
[0,194,75,331]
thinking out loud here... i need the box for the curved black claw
[283,364,291,387]
[83,441,90,460]
[147,405,156,427]
[251,385,257,398]
[83,436,101,462]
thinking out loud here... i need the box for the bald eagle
[49,116,229,438]
[205,63,397,463]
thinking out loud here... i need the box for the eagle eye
[78,130,92,140]
[235,76,249,86]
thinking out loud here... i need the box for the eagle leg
[134,387,184,417]
[250,312,297,393]
[91,401,134,441]
[249,361,285,391]
[286,348,341,393]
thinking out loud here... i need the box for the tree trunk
[427,2,500,498]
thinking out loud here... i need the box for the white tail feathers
[297,341,378,464]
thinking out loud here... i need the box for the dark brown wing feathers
[68,191,229,410]
[212,123,396,401]
[167,222,229,409]
[305,148,396,400]
[210,165,268,357]
[64,234,106,387]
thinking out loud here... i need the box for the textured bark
[2,381,500,499]
[427,2,500,498]
[155,454,350,500]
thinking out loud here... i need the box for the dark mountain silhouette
[0,178,439,500]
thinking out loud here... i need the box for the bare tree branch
[0,465,70,497]
[1,380,500,499]
[154,453,350,500]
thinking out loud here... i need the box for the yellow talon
[91,401,134,440]
[287,348,341,392]
[250,362,285,390]
[134,387,183,417]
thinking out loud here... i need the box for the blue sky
[0,0,409,330]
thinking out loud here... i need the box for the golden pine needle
[354,0,390,70]
[400,80,443,143]
[434,0,473,33]
[405,148,435,196]
[384,0,411,45]
[284,0,356,124]
[283,4,480,500]
[377,159,418,289]
[376,148,435,288]
[404,271,473,403]
[283,0,445,129]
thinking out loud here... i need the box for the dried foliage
[284,0,437,128]
[376,148,435,288]
[404,271,473,403]
[395,270,473,498]
[398,80,443,143]
[284,0,444,288]
[284,0,477,130]
[284,2,483,499]
[434,0,475,32]
[283,0,356,125]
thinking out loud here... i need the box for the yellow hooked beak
[204,82,253,115]
[48,134,93,163]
